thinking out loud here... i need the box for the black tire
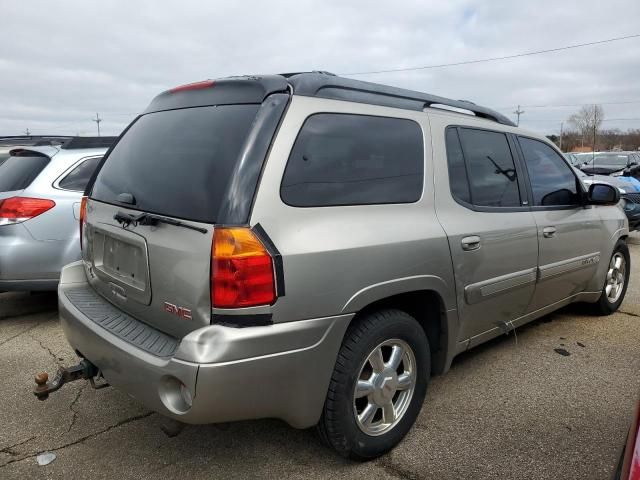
[590,240,630,315]
[316,309,430,460]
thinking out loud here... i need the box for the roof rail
[286,72,515,126]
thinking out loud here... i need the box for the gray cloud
[1,0,639,136]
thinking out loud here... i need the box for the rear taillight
[212,227,276,308]
[0,197,55,225]
[79,196,88,249]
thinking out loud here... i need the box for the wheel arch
[344,285,458,376]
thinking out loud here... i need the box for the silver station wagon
[0,138,114,291]
[35,72,629,460]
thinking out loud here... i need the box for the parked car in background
[614,397,640,480]
[40,72,628,460]
[572,164,640,231]
[0,137,115,291]
[564,152,581,166]
[577,152,640,177]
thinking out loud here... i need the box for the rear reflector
[212,227,276,308]
[79,196,88,249]
[169,80,215,93]
[0,197,55,225]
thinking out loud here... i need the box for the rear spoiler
[7,148,51,158]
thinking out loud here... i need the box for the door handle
[543,226,557,238]
[461,235,481,251]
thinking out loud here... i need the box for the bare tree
[567,104,604,151]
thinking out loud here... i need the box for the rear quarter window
[58,157,102,191]
[280,113,424,207]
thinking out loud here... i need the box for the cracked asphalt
[1,235,639,479]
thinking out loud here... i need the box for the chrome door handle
[543,226,557,238]
[461,235,481,251]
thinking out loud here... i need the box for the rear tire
[589,240,630,315]
[317,309,430,460]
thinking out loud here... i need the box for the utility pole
[513,105,525,126]
[92,113,102,136]
[559,122,563,151]
[24,128,30,136]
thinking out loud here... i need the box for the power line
[522,117,640,123]
[341,33,640,76]
[496,99,640,110]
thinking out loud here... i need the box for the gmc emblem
[163,302,192,320]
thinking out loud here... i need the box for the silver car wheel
[353,339,416,436]
[605,252,626,304]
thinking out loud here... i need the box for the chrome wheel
[605,252,626,304]
[353,339,416,436]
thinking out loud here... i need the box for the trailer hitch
[33,359,109,401]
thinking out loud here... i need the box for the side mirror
[587,183,620,205]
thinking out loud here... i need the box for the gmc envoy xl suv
[35,72,630,459]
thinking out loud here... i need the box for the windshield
[91,104,259,223]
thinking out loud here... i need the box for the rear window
[0,155,50,192]
[91,105,259,223]
[280,113,423,207]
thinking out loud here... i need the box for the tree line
[546,104,640,152]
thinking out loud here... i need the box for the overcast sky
[2,0,640,137]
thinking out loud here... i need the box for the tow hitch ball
[33,359,109,401]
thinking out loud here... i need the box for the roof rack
[145,71,514,126]
[286,72,515,126]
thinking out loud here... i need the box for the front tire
[317,309,430,460]
[590,240,630,315]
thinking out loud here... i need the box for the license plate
[99,234,147,290]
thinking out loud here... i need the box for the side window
[518,137,580,207]
[58,157,102,191]
[280,113,423,207]
[455,128,521,207]
[444,128,471,203]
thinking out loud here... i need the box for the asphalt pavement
[1,235,639,479]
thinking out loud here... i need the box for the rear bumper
[0,223,76,291]
[0,278,59,291]
[58,261,351,428]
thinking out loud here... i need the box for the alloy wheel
[352,339,417,436]
[605,252,626,304]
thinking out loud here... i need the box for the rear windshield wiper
[114,211,208,234]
